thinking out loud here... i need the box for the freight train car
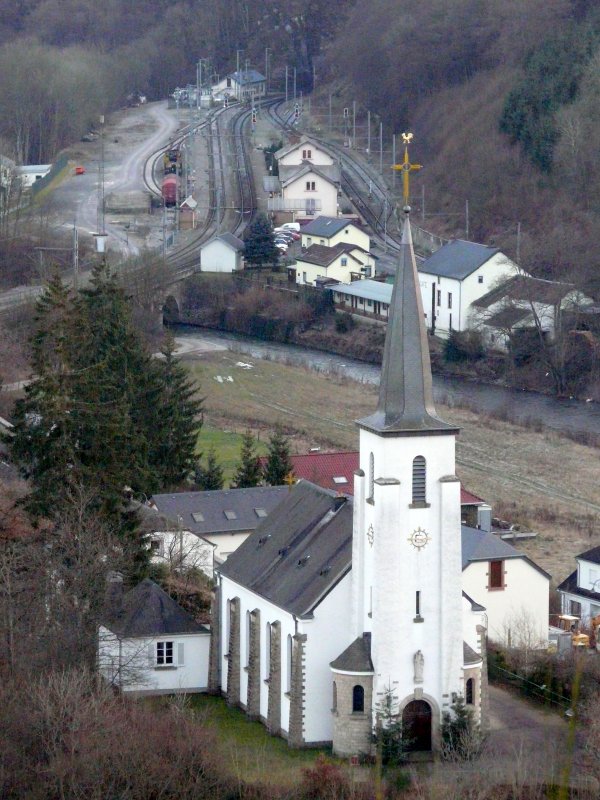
[162,174,178,207]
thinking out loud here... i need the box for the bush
[441,696,483,761]
[444,330,485,363]
[335,312,355,334]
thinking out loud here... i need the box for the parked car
[275,242,288,253]
[274,231,294,242]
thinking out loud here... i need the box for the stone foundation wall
[246,609,261,719]
[226,597,241,707]
[288,633,307,747]
[267,621,281,735]
[332,672,373,757]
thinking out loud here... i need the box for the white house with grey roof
[199,233,245,273]
[301,216,370,251]
[210,209,489,756]
[270,139,341,219]
[151,487,288,564]
[418,240,518,336]
[294,243,375,286]
[98,578,210,695]
[558,545,600,625]
[213,69,266,102]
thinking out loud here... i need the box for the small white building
[332,279,392,321]
[213,69,266,102]
[418,240,518,335]
[461,527,550,647]
[294,243,375,286]
[300,216,370,251]
[98,578,210,695]
[558,545,600,624]
[200,233,244,273]
[16,163,52,188]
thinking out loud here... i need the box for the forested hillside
[3,0,600,288]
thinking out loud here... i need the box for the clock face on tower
[408,527,430,550]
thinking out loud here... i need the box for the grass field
[196,424,269,482]
[185,349,600,584]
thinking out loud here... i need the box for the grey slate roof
[151,486,288,536]
[104,579,208,638]
[358,212,455,435]
[330,634,374,672]
[463,642,482,665]
[332,280,392,304]
[301,216,359,238]
[557,569,600,599]
[461,525,551,578]
[463,590,486,612]
[420,240,501,281]
[298,242,366,268]
[279,162,340,188]
[575,545,600,565]
[218,480,353,618]
[275,135,323,161]
[201,232,244,252]
[230,69,265,85]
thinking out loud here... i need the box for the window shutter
[177,642,185,667]
[148,643,155,667]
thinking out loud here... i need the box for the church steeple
[358,138,455,436]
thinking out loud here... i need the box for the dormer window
[224,510,237,520]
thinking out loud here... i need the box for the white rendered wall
[279,142,334,167]
[200,240,239,272]
[206,531,252,561]
[149,530,214,576]
[284,174,338,217]
[98,627,210,693]
[302,226,369,251]
[462,559,549,646]
[357,427,464,719]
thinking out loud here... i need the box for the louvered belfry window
[412,456,426,503]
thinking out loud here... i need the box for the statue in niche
[414,650,424,683]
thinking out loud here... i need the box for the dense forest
[3,0,600,284]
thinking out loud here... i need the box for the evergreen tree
[194,447,225,491]
[243,213,280,269]
[263,426,293,486]
[231,430,262,488]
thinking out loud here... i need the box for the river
[173,326,600,441]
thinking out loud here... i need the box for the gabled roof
[297,242,366,268]
[473,275,575,310]
[201,232,244,252]
[151,486,288,536]
[104,579,208,638]
[557,569,600,600]
[330,634,374,673]
[301,216,361,238]
[420,240,502,281]
[275,135,322,161]
[577,545,600,565]
[483,306,531,329]
[218,480,353,618]
[461,525,551,578]
[230,69,265,85]
[279,162,340,189]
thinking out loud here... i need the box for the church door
[402,700,432,751]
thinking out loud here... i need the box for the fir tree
[243,213,280,268]
[263,427,293,486]
[194,447,225,491]
[231,430,262,488]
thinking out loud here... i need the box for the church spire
[358,137,454,436]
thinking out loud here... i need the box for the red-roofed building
[260,450,492,530]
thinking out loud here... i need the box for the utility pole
[392,134,396,190]
[352,101,356,150]
[422,184,425,223]
[383,196,388,253]
[516,221,521,263]
[293,67,297,101]
[379,121,383,175]
[97,114,105,236]
[329,93,332,133]
[264,47,270,93]
[465,199,470,240]
[367,111,371,154]
[285,66,289,103]
[72,221,79,290]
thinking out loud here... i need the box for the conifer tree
[231,430,262,488]
[263,427,293,486]
[194,447,224,491]
[243,213,280,269]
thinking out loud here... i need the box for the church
[208,200,487,755]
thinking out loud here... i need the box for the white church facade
[209,207,487,755]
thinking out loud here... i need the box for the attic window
[297,555,311,568]
[191,512,204,523]
[333,476,348,485]
[224,510,237,520]
[254,508,268,518]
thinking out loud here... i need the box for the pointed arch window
[466,678,474,705]
[367,452,375,504]
[411,456,427,506]
[286,634,293,694]
[332,681,338,712]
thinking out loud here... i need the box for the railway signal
[294,103,300,121]
[251,107,257,124]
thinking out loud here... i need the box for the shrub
[335,312,355,334]
[444,330,485,362]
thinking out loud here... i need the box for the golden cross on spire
[392,132,422,208]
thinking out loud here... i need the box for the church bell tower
[343,137,466,753]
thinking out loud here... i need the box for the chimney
[105,571,124,617]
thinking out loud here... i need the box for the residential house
[16,164,52,188]
[293,242,375,286]
[558,545,600,624]
[136,503,215,577]
[300,216,370,251]
[276,136,336,170]
[150,486,288,563]
[331,279,392,320]
[418,240,518,335]
[470,275,589,349]
[213,70,266,102]
[98,578,210,695]
[461,526,550,647]
[200,233,244,273]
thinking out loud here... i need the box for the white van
[280,222,300,232]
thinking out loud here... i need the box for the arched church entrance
[402,700,432,751]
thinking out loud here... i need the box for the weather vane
[392,132,422,209]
